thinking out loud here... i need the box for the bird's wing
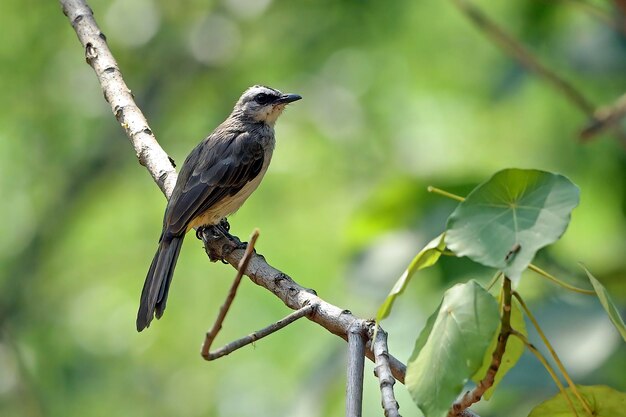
[163,129,265,235]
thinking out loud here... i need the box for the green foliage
[406,281,500,417]
[583,266,626,342]
[381,169,624,415]
[471,293,527,399]
[446,169,580,281]
[376,233,445,321]
[528,385,626,417]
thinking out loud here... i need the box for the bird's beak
[275,93,302,104]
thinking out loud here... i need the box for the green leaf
[376,233,446,321]
[446,169,579,282]
[406,281,500,417]
[471,292,527,399]
[528,385,626,417]
[582,266,626,342]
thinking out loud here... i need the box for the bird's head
[233,85,302,125]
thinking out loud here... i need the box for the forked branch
[60,0,408,386]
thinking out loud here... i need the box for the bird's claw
[219,218,230,232]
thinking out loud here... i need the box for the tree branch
[451,0,626,148]
[450,0,595,116]
[346,323,366,417]
[371,326,401,417]
[202,229,259,359]
[60,0,408,384]
[199,230,408,383]
[59,0,177,197]
[205,304,316,361]
[580,92,626,141]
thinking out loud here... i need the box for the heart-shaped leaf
[376,233,446,321]
[446,169,579,282]
[406,280,500,417]
[528,385,626,417]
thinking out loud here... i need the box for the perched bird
[137,85,301,331]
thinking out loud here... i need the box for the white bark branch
[60,0,177,197]
[371,327,401,417]
[60,0,408,383]
[346,323,366,417]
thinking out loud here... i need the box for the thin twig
[512,292,593,415]
[451,0,626,147]
[580,92,626,141]
[370,325,401,417]
[527,264,595,295]
[201,230,259,359]
[450,0,595,115]
[204,304,315,360]
[448,277,513,417]
[200,229,408,383]
[346,323,366,417]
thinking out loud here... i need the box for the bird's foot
[236,240,251,251]
[196,226,206,240]
[196,224,229,241]
[198,222,243,264]
[219,218,230,232]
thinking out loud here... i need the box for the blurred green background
[1,0,625,416]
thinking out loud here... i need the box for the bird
[136,85,302,332]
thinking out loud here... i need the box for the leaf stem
[528,264,595,295]
[448,278,512,416]
[486,272,503,291]
[512,292,593,417]
[511,330,580,417]
[427,186,465,202]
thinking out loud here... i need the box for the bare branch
[200,230,408,383]
[60,0,408,384]
[448,278,513,417]
[371,326,401,417]
[451,0,595,115]
[451,0,626,148]
[580,92,626,142]
[201,229,259,359]
[204,304,315,360]
[346,323,366,417]
[59,0,177,197]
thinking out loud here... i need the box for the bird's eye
[254,93,273,105]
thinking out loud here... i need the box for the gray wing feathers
[164,130,264,235]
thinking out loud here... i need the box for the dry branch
[60,0,407,384]
[346,323,366,417]
[371,326,401,417]
[451,0,595,116]
[60,0,177,197]
[580,92,626,140]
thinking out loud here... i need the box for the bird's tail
[136,234,185,331]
